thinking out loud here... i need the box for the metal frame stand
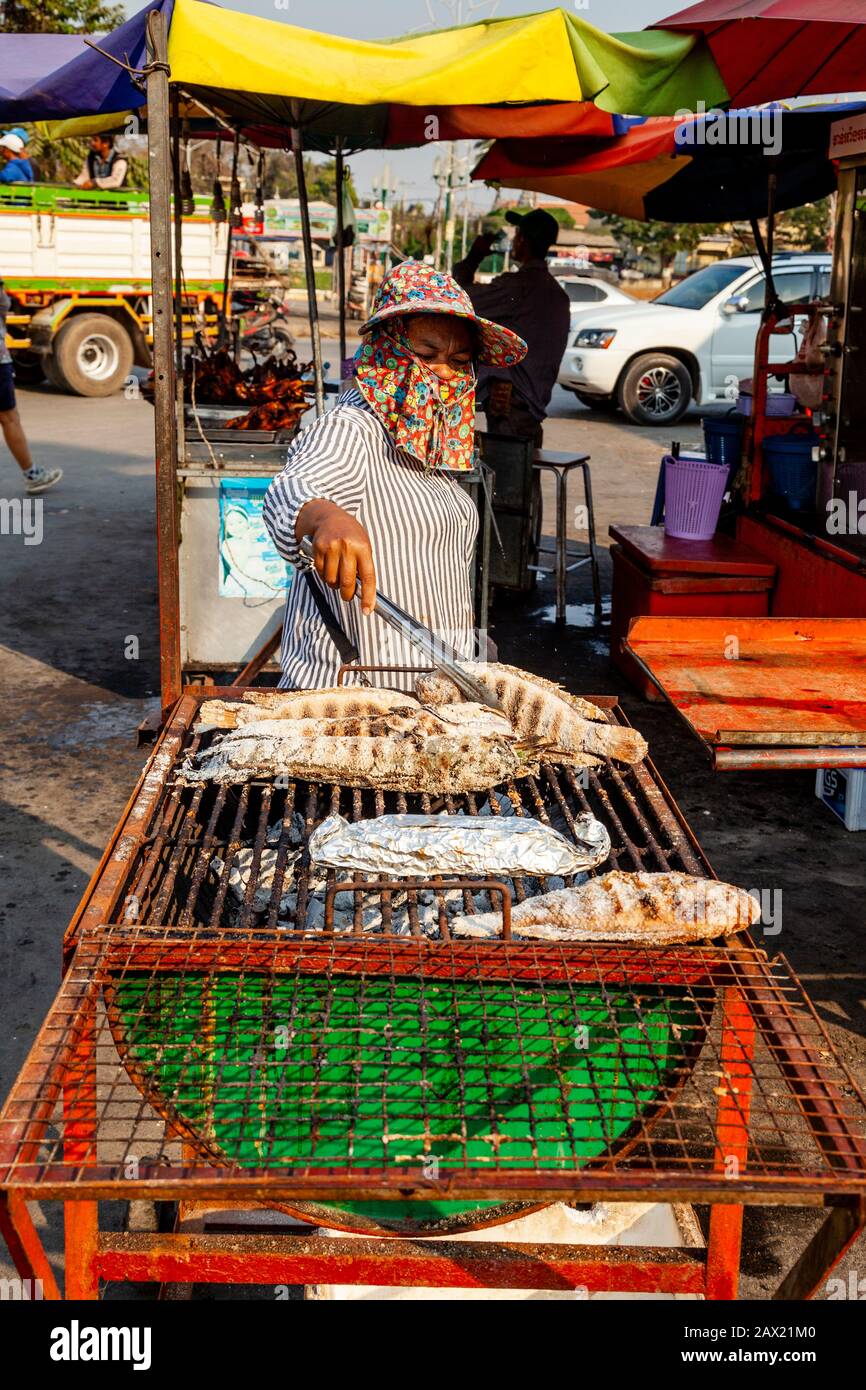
[2,974,863,1300]
[291,114,325,418]
[531,450,602,626]
[3,687,865,1300]
[146,9,182,715]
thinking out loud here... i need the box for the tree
[541,205,576,230]
[393,202,436,259]
[778,196,833,252]
[589,210,730,273]
[188,147,356,205]
[1,0,125,31]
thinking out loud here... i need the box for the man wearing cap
[0,128,35,184]
[453,208,570,442]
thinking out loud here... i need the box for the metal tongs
[299,535,502,712]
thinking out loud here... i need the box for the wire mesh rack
[3,926,866,1204]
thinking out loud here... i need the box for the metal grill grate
[113,693,705,940]
[2,929,865,1203]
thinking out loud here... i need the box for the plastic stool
[531,450,602,625]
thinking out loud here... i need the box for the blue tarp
[0,1,171,122]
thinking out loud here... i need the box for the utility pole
[424,0,500,269]
[433,152,453,269]
[442,142,456,270]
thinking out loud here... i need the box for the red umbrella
[383,102,635,147]
[657,0,866,106]
[472,103,855,220]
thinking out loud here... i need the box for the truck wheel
[42,352,69,390]
[52,314,134,397]
[618,353,691,426]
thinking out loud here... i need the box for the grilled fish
[181,726,541,793]
[196,687,420,732]
[453,870,760,944]
[416,662,646,765]
[215,704,515,743]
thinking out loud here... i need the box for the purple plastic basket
[663,455,729,540]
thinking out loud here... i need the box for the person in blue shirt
[0,128,35,184]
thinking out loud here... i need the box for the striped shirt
[263,388,479,691]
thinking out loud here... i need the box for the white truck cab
[557,253,831,425]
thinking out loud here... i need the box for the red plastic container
[609,526,776,699]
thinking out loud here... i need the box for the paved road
[1,374,863,1300]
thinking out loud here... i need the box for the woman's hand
[295,499,377,615]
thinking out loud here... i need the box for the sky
[128,0,677,210]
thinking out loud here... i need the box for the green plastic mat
[108,972,700,1225]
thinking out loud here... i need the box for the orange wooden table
[625,616,866,770]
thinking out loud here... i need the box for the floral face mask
[354,320,477,472]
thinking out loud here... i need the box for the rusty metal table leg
[0,1191,61,1299]
[772,1199,866,1300]
[63,1001,99,1299]
[705,986,756,1299]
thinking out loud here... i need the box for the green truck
[2,184,226,395]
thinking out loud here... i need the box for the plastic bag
[792,310,826,411]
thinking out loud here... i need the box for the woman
[263,259,526,690]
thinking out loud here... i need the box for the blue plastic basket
[703,414,744,479]
[765,434,818,511]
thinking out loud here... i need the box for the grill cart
[3,686,866,1298]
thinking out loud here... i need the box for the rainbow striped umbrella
[472,103,864,221]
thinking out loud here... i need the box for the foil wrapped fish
[452,871,760,944]
[416,662,646,766]
[309,812,610,879]
[181,723,541,793]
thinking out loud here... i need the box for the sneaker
[24,466,63,495]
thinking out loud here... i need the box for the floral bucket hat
[360,259,527,368]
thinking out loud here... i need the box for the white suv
[557,254,831,425]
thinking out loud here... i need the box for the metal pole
[765,166,778,310]
[145,9,182,713]
[291,116,325,417]
[219,131,239,344]
[433,170,444,270]
[443,142,456,270]
[170,88,186,458]
[335,139,346,372]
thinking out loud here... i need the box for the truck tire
[42,352,69,390]
[617,353,691,426]
[52,313,134,397]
